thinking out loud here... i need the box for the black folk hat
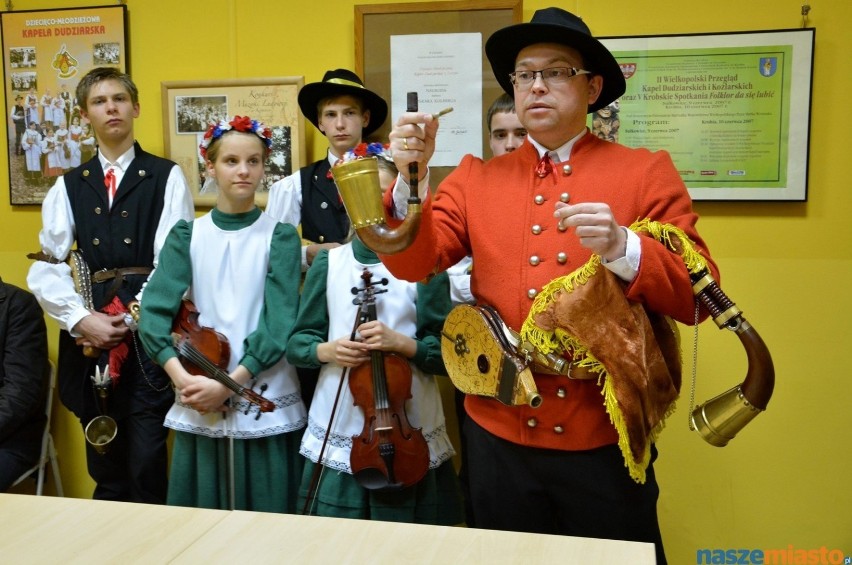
[485,7,625,113]
[297,68,389,137]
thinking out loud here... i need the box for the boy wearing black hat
[266,68,388,269]
[379,7,721,563]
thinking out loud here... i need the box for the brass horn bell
[85,414,117,455]
[331,157,422,255]
[691,385,762,447]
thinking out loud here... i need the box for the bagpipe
[441,222,775,453]
[329,92,439,255]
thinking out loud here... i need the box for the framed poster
[356,0,522,186]
[161,77,305,208]
[594,28,815,201]
[1,4,128,205]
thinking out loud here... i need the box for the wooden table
[0,494,656,563]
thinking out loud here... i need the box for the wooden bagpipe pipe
[689,268,775,446]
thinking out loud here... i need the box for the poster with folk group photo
[1,5,128,205]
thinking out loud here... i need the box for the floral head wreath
[199,115,273,160]
[340,142,393,165]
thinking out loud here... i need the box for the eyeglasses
[509,67,591,88]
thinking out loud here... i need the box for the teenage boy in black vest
[27,67,194,503]
[266,69,387,408]
[266,68,388,269]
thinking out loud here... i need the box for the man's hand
[73,312,128,350]
[389,112,440,183]
[554,201,627,261]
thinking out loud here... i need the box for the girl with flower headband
[139,115,307,512]
[286,143,462,524]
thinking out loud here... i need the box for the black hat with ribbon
[485,7,625,113]
[297,68,388,136]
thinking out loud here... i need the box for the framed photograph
[355,0,522,186]
[1,5,128,205]
[593,28,815,201]
[161,77,306,208]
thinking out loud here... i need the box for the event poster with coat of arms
[1,5,128,205]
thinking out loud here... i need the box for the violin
[348,269,429,490]
[171,299,275,413]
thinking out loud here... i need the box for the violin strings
[178,341,241,396]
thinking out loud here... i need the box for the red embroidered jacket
[382,132,719,451]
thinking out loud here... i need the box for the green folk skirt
[167,430,304,513]
[299,459,463,525]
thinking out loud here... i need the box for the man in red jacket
[381,7,719,564]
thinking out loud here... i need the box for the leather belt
[92,267,152,283]
[532,361,598,380]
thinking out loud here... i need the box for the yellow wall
[2,1,849,562]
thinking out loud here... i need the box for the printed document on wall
[391,33,482,165]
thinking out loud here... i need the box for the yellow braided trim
[629,219,708,275]
[520,255,601,355]
[602,376,650,483]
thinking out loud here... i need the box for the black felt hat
[485,7,625,113]
[297,69,388,136]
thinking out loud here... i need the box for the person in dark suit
[10,95,26,155]
[27,67,194,503]
[59,84,73,126]
[0,277,49,492]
